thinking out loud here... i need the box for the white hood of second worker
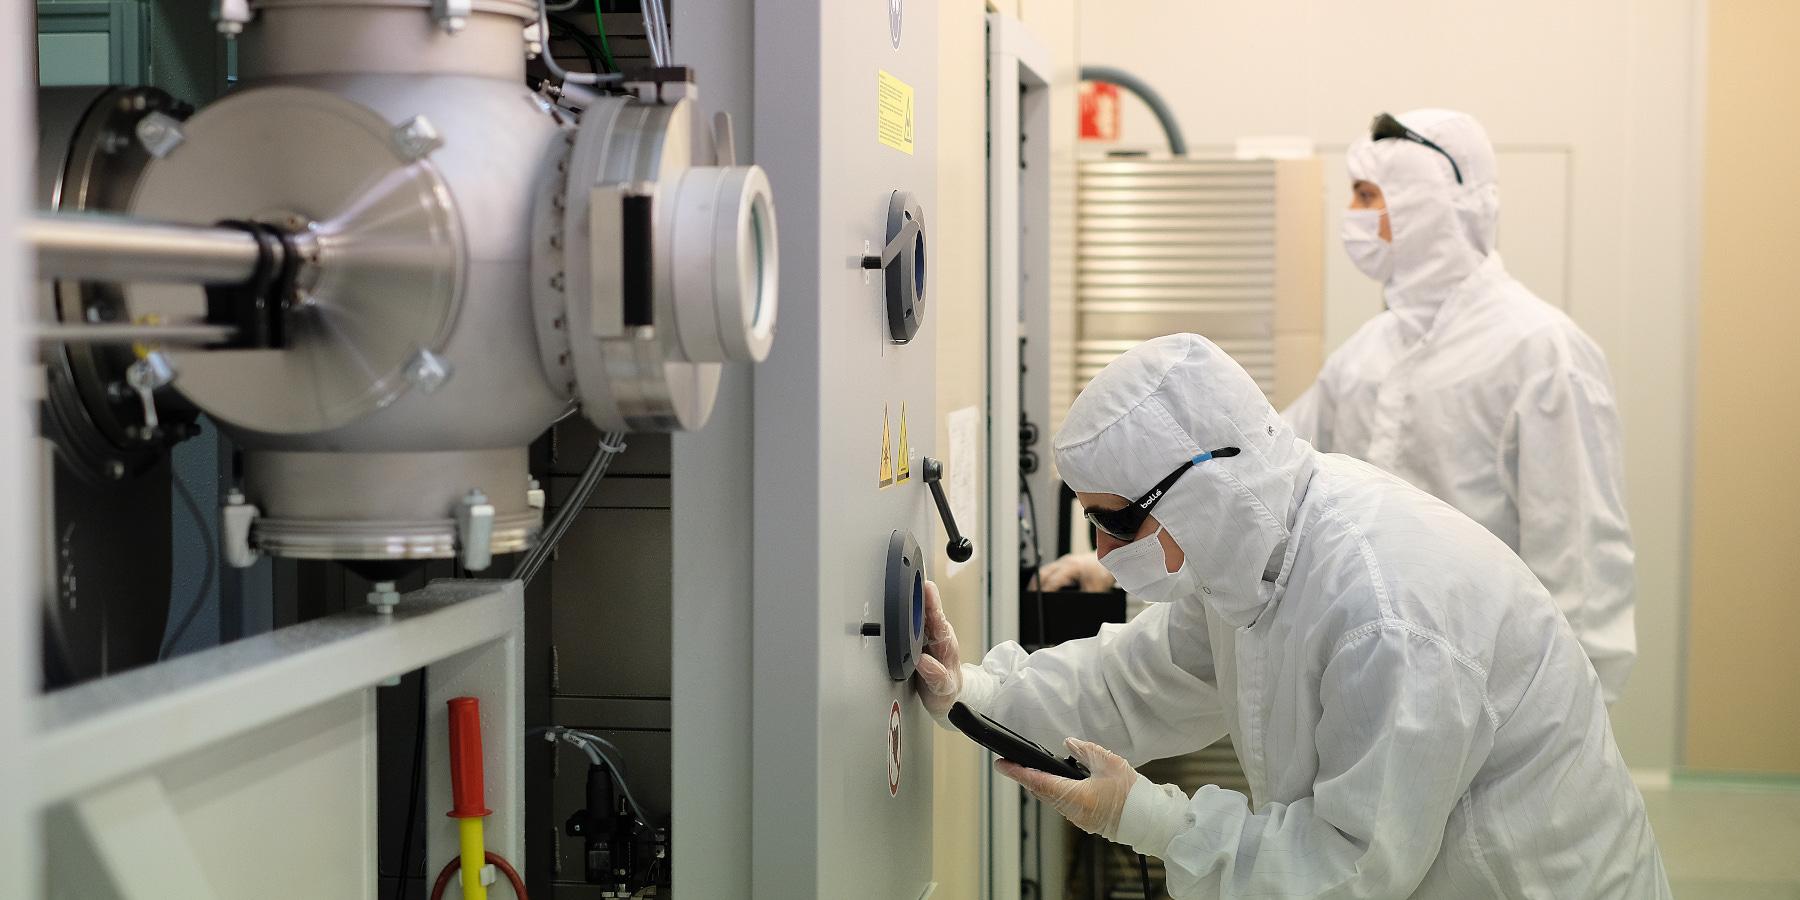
[1347,108,1501,338]
[1053,334,1316,626]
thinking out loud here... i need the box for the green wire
[591,0,616,72]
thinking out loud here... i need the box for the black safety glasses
[1371,112,1463,185]
[1084,447,1240,542]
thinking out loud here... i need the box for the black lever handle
[922,457,974,563]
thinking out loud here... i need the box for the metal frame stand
[31,579,525,900]
[988,13,1054,900]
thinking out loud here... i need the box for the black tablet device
[947,702,1090,780]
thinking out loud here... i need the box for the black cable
[1061,831,1087,900]
[394,669,427,900]
[546,14,606,74]
[159,470,217,660]
[1139,852,1154,899]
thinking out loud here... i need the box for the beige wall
[1683,0,1800,775]
[930,2,988,897]
[1272,158,1324,409]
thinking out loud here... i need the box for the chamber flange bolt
[456,489,496,572]
[369,581,403,685]
[367,580,400,616]
[392,115,446,161]
[211,0,252,37]
[404,347,454,394]
[431,0,471,34]
[221,489,262,569]
[135,112,185,159]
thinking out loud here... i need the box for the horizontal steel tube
[28,212,265,284]
[33,322,238,346]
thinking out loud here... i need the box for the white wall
[1078,0,1703,771]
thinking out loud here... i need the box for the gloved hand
[996,737,1138,840]
[913,579,962,719]
[1032,552,1116,592]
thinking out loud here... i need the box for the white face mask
[1341,208,1392,282]
[1099,527,1188,603]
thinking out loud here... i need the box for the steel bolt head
[391,115,445,161]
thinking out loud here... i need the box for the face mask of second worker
[1099,527,1188,603]
[1341,207,1393,281]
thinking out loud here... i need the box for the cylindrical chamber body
[123,11,567,560]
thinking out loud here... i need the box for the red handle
[446,696,491,818]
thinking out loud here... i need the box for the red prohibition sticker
[887,699,903,797]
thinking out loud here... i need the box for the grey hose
[1080,65,1188,156]
[642,0,672,67]
[511,430,627,586]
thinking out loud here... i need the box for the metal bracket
[404,346,454,394]
[221,489,261,569]
[621,67,697,105]
[712,112,738,167]
[455,489,496,572]
[392,115,446,161]
[431,0,471,34]
[211,0,252,36]
[135,112,185,159]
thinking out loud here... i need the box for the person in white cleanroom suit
[1040,109,1638,705]
[1290,108,1638,704]
[921,334,1669,898]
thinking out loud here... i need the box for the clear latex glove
[912,579,962,719]
[1032,552,1116,592]
[996,737,1138,840]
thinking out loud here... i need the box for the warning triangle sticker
[879,404,895,488]
[895,403,911,483]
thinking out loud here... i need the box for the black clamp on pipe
[204,220,299,350]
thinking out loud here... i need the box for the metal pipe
[27,212,266,284]
[33,322,238,346]
[1080,65,1189,156]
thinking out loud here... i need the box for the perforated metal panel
[1076,158,1280,393]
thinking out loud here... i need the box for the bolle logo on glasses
[1138,490,1163,509]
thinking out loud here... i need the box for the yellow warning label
[879,404,895,488]
[877,70,915,155]
[895,403,911,483]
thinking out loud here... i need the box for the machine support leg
[63,775,220,900]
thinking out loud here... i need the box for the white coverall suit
[949,334,1669,898]
[1284,109,1638,702]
